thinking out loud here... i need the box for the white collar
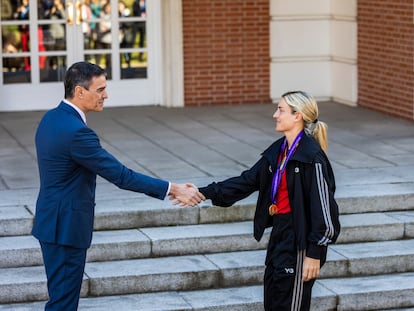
[63,99,87,125]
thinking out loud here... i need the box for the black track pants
[264,213,315,311]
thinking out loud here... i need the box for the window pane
[120,52,146,80]
[40,23,66,51]
[85,53,111,79]
[118,21,146,49]
[2,23,30,56]
[1,0,17,20]
[2,25,20,53]
[13,0,30,20]
[2,55,24,71]
[96,1,112,49]
[38,0,66,20]
[40,55,67,82]
[3,57,31,84]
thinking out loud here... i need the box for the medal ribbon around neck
[269,131,304,215]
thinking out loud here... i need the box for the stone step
[1,272,414,310]
[0,222,267,268]
[319,272,414,310]
[0,205,33,237]
[1,211,414,269]
[2,192,414,237]
[1,239,414,304]
[337,210,414,243]
[0,197,257,237]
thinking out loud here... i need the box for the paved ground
[0,101,413,207]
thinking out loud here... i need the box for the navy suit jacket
[32,102,169,248]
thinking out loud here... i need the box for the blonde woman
[199,91,340,310]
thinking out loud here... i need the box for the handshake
[168,183,206,207]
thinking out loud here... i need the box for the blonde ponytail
[281,91,329,153]
[311,120,328,154]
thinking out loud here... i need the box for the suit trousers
[264,213,315,311]
[40,242,87,311]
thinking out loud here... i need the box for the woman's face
[273,98,299,133]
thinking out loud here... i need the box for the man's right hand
[168,183,205,207]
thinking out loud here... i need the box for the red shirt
[276,169,291,214]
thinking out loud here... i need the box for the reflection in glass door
[1,0,160,111]
[1,0,34,84]
[1,0,68,84]
[79,0,148,80]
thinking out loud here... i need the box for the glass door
[0,0,161,111]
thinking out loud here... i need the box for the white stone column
[331,0,357,106]
[270,0,357,105]
[160,0,185,107]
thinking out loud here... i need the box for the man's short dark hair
[64,62,107,99]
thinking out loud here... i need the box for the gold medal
[269,203,278,216]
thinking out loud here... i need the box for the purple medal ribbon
[270,131,304,206]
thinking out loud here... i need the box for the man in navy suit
[32,61,205,310]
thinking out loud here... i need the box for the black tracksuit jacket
[199,133,340,261]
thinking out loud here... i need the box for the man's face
[78,75,108,113]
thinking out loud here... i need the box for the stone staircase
[1,191,414,311]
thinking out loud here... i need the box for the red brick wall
[358,0,414,121]
[182,0,271,106]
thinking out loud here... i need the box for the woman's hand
[169,183,205,207]
[302,256,320,282]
